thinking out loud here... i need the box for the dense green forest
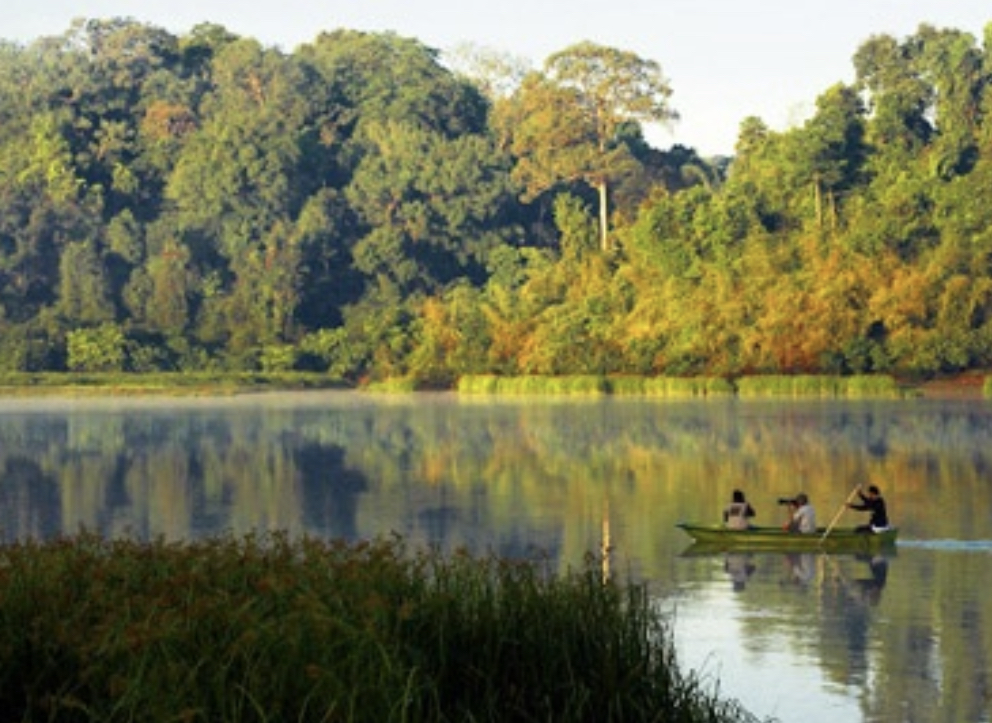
[1,17,991,382]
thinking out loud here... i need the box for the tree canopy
[0,18,991,381]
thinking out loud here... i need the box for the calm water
[0,392,990,723]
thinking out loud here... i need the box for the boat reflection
[681,543,895,605]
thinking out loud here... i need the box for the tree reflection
[0,395,988,721]
[297,443,367,538]
[0,457,61,540]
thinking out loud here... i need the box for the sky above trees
[2,0,990,156]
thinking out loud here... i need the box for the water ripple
[897,538,992,552]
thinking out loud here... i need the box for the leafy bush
[66,323,126,372]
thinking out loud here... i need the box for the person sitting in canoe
[784,493,817,534]
[723,489,756,530]
[847,484,889,533]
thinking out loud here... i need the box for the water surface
[0,392,989,723]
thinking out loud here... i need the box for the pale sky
[2,1,990,156]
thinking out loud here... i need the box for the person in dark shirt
[848,484,889,533]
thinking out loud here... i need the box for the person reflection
[724,552,756,591]
[852,554,889,606]
[783,552,816,587]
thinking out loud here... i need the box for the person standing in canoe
[723,489,756,530]
[848,484,889,533]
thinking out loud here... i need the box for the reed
[458,374,609,396]
[608,376,735,397]
[456,374,501,394]
[363,377,419,393]
[458,375,735,398]
[736,374,901,398]
[840,374,902,397]
[0,533,759,723]
[642,376,735,398]
[736,374,837,397]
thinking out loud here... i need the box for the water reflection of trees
[0,398,990,545]
[0,457,61,541]
[0,396,989,719]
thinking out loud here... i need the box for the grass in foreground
[0,533,764,723]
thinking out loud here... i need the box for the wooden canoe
[676,522,898,553]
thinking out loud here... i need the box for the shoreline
[0,372,986,400]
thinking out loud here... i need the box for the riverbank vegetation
[456,373,903,397]
[1,19,992,385]
[0,533,762,722]
[0,371,348,395]
[0,371,913,398]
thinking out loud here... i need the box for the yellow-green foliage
[363,377,419,393]
[984,376,992,397]
[458,374,734,397]
[458,375,609,396]
[736,375,839,397]
[736,374,902,398]
[841,374,902,397]
[457,374,501,394]
[642,376,735,398]
[0,533,756,723]
[607,376,735,397]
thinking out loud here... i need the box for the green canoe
[676,522,898,553]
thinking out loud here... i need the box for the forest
[1,17,991,383]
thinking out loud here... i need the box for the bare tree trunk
[598,179,609,251]
[814,176,823,230]
[829,189,837,234]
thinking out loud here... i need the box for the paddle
[820,485,861,544]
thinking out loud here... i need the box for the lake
[0,392,989,723]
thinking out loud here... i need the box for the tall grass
[840,374,902,397]
[457,374,609,396]
[736,374,902,398]
[609,376,736,398]
[363,377,419,393]
[0,533,762,723]
[460,373,902,399]
[457,374,734,397]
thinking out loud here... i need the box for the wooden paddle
[820,485,861,544]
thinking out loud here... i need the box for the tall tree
[502,42,676,250]
[853,32,933,163]
[298,30,489,144]
[345,120,515,295]
[914,25,983,177]
[58,240,115,325]
[788,83,868,230]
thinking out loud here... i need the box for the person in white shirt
[787,492,817,534]
[723,489,756,530]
